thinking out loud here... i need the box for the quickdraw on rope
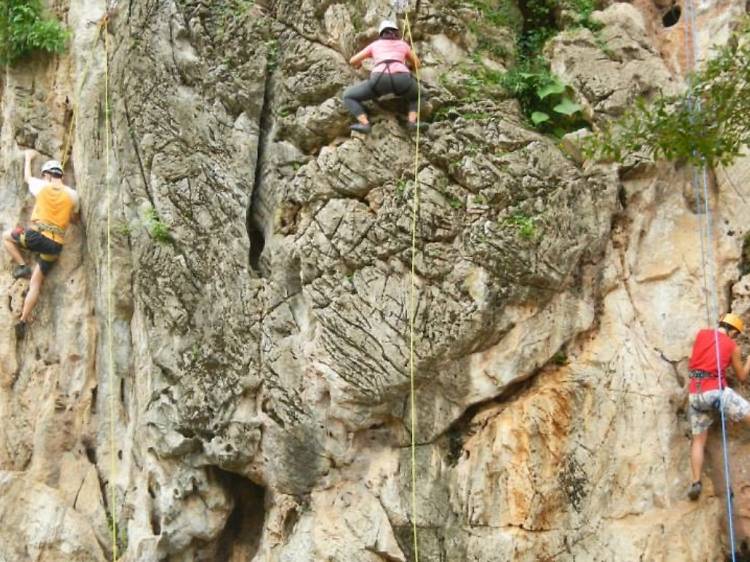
[399,3,422,559]
[683,0,737,558]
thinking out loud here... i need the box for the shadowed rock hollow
[1,0,749,560]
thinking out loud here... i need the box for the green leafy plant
[144,207,173,244]
[561,0,602,32]
[504,213,538,239]
[0,0,69,65]
[502,59,586,135]
[466,0,524,29]
[589,19,750,167]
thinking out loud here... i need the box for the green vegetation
[265,38,279,70]
[552,350,569,365]
[395,177,410,200]
[0,0,69,64]
[113,221,133,237]
[500,60,586,136]
[144,207,173,244]
[504,213,537,239]
[467,0,524,29]
[445,0,597,134]
[589,19,750,167]
[448,195,464,209]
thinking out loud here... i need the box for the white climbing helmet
[379,19,399,35]
[41,160,63,177]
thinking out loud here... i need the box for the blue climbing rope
[683,0,737,557]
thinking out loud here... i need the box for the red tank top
[688,329,736,393]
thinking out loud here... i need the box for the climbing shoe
[14,321,27,339]
[12,265,32,279]
[350,123,372,134]
[688,481,702,501]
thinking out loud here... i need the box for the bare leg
[20,264,45,322]
[2,230,25,266]
[357,114,370,125]
[408,110,417,124]
[690,430,709,483]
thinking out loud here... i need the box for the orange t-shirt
[28,178,80,244]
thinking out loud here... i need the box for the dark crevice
[90,385,98,414]
[247,55,275,275]
[83,438,97,465]
[740,232,750,275]
[441,363,553,466]
[122,97,156,208]
[150,510,161,536]
[282,505,299,537]
[662,4,681,27]
[211,469,266,561]
[729,539,750,561]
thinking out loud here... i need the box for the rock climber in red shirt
[687,313,750,500]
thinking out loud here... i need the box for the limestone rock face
[0,0,747,560]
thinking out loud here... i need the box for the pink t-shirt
[356,39,412,74]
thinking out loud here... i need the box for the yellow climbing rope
[102,15,119,560]
[402,12,421,562]
[46,11,119,558]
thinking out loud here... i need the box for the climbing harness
[683,0,737,557]
[689,370,722,408]
[368,59,414,97]
[31,221,66,237]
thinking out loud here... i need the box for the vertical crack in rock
[247,52,275,276]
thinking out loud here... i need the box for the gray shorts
[689,388,750,435]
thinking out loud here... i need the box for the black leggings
[342,72,420,118]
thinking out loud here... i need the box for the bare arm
[349,48,370,68]
[406,49,420,71]
[730,346,750,381]
[23,149,38,184]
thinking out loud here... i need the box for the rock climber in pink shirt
[343,20,424,134]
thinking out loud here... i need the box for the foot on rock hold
[350,123,372,134]
[12,265,32,279]
[688,481,702,501]
[14,321,27,339]
[407,121,428,132]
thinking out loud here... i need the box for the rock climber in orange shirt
[2,149,80,338]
